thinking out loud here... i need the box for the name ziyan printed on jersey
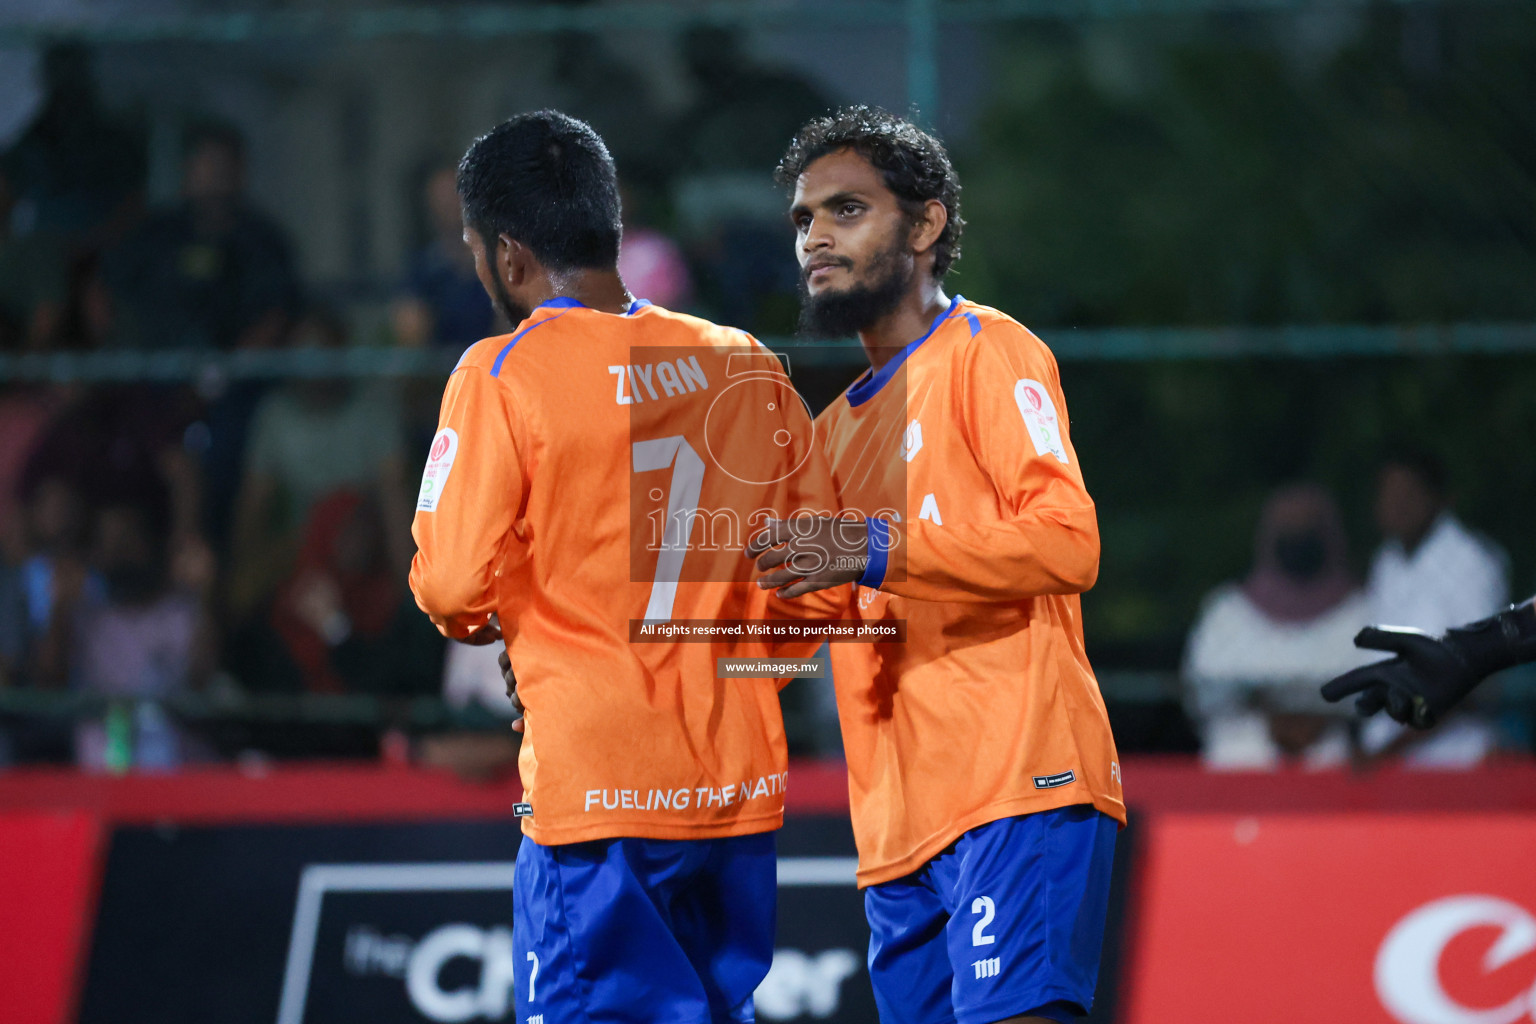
[583,772,789,813]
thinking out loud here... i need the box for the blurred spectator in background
[391,162,497,349]
[12,476,101,688]
[227,306,408,628]
[0,475,95,762]
[1184,484,1371,769]
[0,384,68,529]
[0,168,66,350]
[1,43,145,249]
[104,122,298,350]
[69,496,216,772]
[416,635,519,781]
[674,27,830,176]
[268,489,441,695]
[619,194,693,311]
[671,27,829,331]
[1359,447,1508,766]
[550,31,668,191]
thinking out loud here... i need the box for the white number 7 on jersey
[632,436,704,622]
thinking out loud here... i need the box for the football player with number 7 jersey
[409,112,846,1024]
[749,108,1127,1024]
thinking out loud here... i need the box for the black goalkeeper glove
[1320,603,1536,729]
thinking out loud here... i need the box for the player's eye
[839,204,862,219]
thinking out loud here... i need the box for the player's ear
[909,200,948,257]
[497,233,527,288]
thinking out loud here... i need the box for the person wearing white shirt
[1360,450,1508,765]
[1184,484,1374,770]
[415,627,520,780]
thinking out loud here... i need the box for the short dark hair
[775,106,964,279]
[457,110,621,273]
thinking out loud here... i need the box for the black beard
[796,238,913,339]
[490,276,531,327]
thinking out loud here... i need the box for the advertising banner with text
[1125,813,1536,1024]
[76,817,877,1024]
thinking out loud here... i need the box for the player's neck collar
[533,297,651,316]
[845,294,965,408]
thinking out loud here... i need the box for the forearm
[864,504,1100,603]
[408,551,497,640]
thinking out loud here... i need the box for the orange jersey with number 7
[818,295,1126,887]
[409,298,844,846]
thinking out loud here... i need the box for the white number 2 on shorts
[971,896,997,946]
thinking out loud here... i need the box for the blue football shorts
[513,831,777,1024]
[863,804,1118,1024]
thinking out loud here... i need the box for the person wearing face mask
[1182,483,1373,770]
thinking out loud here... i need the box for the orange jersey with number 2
[817,295,1126,887]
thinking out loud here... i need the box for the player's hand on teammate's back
[459,613,503,647]
[498,646,524,734]
[747,514,868,598]
[1320,626,1484,729]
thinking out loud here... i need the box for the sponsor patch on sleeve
[416,428,459,511]
[1013,379,1069,465]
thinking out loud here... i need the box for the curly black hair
[775,106,963,279]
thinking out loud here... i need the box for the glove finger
[1384,685,1415,724]
[1410,696,1437,731]
[1322,665,1385,702]
[1354,689,1387,717]
[1353,625,1439,657]
[1354,626,1410,653]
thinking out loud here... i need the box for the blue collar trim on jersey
[491,311,569,376]
[493,297,650,376]
[534,297,650,315]
[844,295,965,408]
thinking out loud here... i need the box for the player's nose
[800,217,834,253]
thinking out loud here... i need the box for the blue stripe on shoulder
[490,312,568,377]
[964,312,981,337]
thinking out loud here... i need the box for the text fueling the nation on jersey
[408,299,847,846]
[816,296,1125,887]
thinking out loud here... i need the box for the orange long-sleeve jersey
[818,295,1125,887]
[409,298,844,846]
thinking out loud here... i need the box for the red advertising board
[1124,813,1536,1024]
[0,811,102,1024]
